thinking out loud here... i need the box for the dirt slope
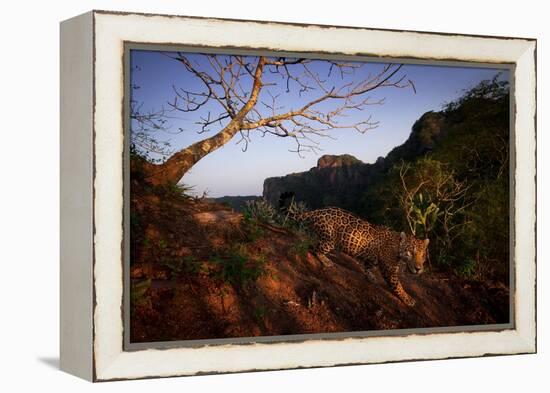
[129,191,509,343]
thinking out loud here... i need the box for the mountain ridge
[262,111,445,212]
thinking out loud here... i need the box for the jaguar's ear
[400,232,407,244]
[424,238,430,247]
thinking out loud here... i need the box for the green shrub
[162,257,183,278]
[406,192,442,239]
[210,245,267,287]
[241,214,265,242]
[280,199,309,233]
[161,254,208,278]
[360,77,510,280]
[157,182,194,200]
[455,258,477,277]
[253,305,268,323]
[243,198,278,224]
[289,237,316,259]
[130,279,151,308]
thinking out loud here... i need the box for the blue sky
[130,50,508,197]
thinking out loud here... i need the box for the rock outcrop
[262,111,445,211]
[263,154,381,211]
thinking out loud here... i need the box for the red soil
[129,192,509,343]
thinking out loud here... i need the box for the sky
[130,50,508,198]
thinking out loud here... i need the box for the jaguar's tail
[278,191,295,213]
[278,191,303,222]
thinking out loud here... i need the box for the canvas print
[127,49,511,344]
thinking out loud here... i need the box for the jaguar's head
[399,232,429,275]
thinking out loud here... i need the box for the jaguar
[280,192,429,307]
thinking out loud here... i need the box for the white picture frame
[60,10,536,381]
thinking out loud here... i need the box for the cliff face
[385,111,446,163]
[263,111,445,211]
[263,154,383,211]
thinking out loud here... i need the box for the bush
[242,198,278,224]
[210,245,267,288]
[288,236,316,260]
[280,199,309,233]
[361,77,510,280]
[130,279,151,309]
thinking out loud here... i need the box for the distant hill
[210,195,262,212]
[263,111,445,212]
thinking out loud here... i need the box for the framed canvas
[60,10,537,382]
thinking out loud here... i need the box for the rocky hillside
[263,111,445,211]
[263,154,381,211]
[130,186,509,343]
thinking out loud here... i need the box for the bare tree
[132,53,413,185]
[397,159,474,245]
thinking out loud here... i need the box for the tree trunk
[139,57,267,186]
[141,123,241,185]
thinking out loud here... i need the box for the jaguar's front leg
[380,262,416,307]
[315,238,334,267]
[314,225,335,267]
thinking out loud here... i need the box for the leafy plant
[253,305,268,324]
[280,198,309,232]
[396,158,475,269]
[241,214,265,242]
[155,182,194,201]
[241,200,279,242]
[162,258,183,278]
[243,198,278,224]
[407,192,442,238]
[130,279,151,308]
[455,258,477,277]
[158,239,168,250]
[210,245,267,288]
[182,255,204,274]
[161,254,208,278]
[289,237,316,259]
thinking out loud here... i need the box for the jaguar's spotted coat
[281,196,429,307]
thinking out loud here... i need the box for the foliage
[442,74,509,113]
[158,182,194,200]
[161,255,208,278]
[130,279,151,308]
[243,198,278,224]
[157,242,268,287]
[241,213,265,243]
[210,245,267,288]
[455,258,477,278]
[288,236,316,260]
[241,197,313,241]
[280,198,310,233]
[253,305,268,324]
[241,198,318,266]
[395,158,474,266]
[405,192,441,238]
[361,77,510,280]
